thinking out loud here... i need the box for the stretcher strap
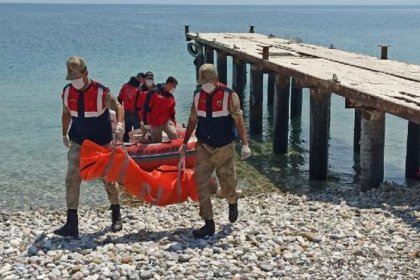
[176,155,187,199]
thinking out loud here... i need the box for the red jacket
[135,90,147,121]
[118,84,139,112]
[143,87,176,127]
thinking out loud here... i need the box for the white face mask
[169,88,175,94]
[202,82,216,93]
[71,78,85,90]
[145,80,153,88]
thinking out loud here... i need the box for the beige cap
[66,56,87,80]
[197,63,218,85]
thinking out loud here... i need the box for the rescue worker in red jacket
[56,56,125,238]
[118,76,140,142]
[135,71,155,136]
[181,64,251,238]
[136,72,145,88]
[143,76,178,143]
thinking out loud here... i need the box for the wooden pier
[185,27,420,191]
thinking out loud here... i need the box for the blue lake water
[0,4,419,211]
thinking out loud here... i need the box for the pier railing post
[360,109,385,191]
[204,45,214,64]
[217,51,228,85]
[379,45,389,60]
[233,57,246,108]
[310,88,331,180]
[250,64,264,134]
[273,74,290,154]
[405,121,420,179]
[290,78,303,119]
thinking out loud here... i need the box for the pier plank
[186,32,420,124]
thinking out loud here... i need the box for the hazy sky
[1,0,419,5]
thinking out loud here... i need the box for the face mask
[169,88,175,94]
[145,80,153,88]
[71,78,85,90]
[202,82,216,93]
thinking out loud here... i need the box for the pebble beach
[1,183,419,280]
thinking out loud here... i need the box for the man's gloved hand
[116,122,125,140]
[179,144,187,156]
[241,144,252,160]
[63,135,70,148]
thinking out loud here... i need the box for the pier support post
[217,51,228,85]
[290,78,303,119]
[405,121,420,179]
[250,64,264,134]
[204,45,214,64]
[267,73,275,107]
[360,109,385,191]
[193,42,204,80]
[273,74,290,154]
[309,88,331,180]
[354,109,361,153]
[232,57,246,107]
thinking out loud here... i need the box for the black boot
[192,219,215,238]
[110,204,123,232]
[53,209,79,238]
[229,199,238,223]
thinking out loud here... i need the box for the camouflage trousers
[150,120,178,143]
[194,141,237,220]
[65,143,119,209]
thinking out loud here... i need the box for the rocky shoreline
[1,183,419,280]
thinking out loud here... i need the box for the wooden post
[379,45,389,60]
[185,25,191,41]
[262,46,270,60]
[273,74,290,154]
[193,42,204,80]
[290,78,303,119]
[249,64,263,134]
[267,73,275,107]
[309,88,331,180]
[217,51,228,85]
[233,57,246,108]
[354,108,361,153]
[360,109,385,191]
[405,121,420,179]
[204,45,214,64]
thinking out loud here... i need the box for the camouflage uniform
[63,91,121,209]
[189,91,243,220]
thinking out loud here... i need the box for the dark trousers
[124,111,140,142]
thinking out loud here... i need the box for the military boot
[110,204,123,232]
[192,219,215,238]
[228,199,238,223]
[53,209,79,238]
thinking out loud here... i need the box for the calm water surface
[0,4,419,211]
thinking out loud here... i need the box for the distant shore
[0,183,419,279]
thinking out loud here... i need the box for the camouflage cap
[197,64,218,85]
[66,56,87,80]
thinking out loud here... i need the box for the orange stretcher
[79,140,198,206]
